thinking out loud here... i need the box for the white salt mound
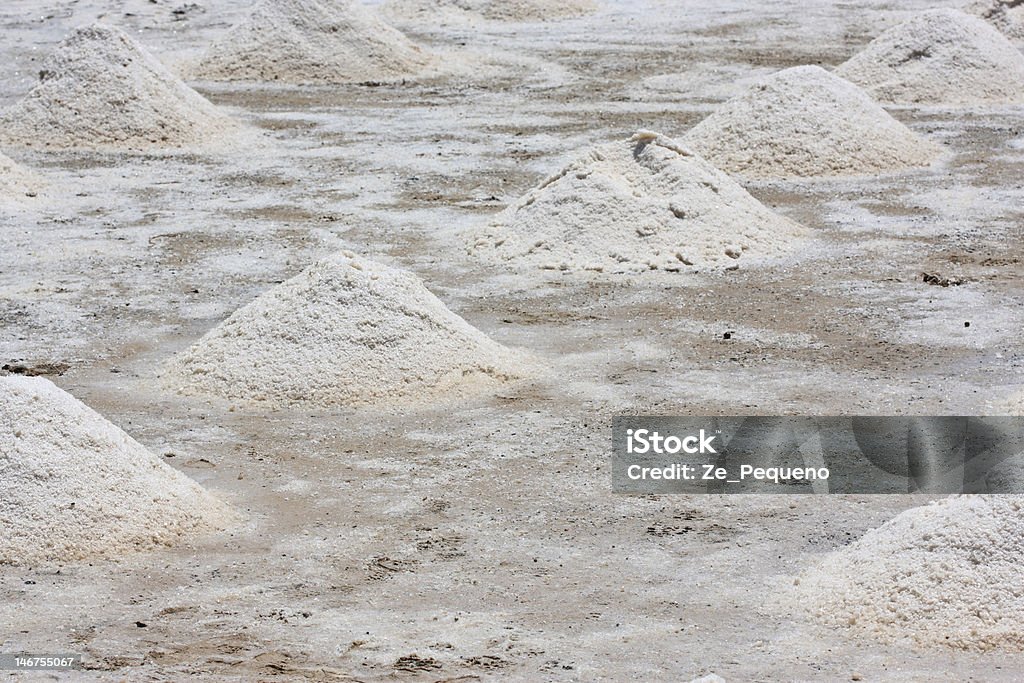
[798,495,1024,651]
[470,131,807,273]
[835,8,1024,105]
[0,151,36,198]
[687,676,726,683]
[384,0,596,23]
[0,23,239,151]
[163,252,528,408]
[0,376,231,565]
[193,0,436,85]
[1005,391,1024,415]
[682,66,942,179]
[967,0,1024,44]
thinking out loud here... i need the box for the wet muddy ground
[2,0,1024,680]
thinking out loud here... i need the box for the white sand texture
[0,151,36,198]
[470,131,807,273]
[192,0,437,85]
[798,495,1024,651]
[384,0,596,23]
[835,8,1024,105]
[0,376,232,566]
[0,23,240,151]
[163,252,528,408]
[1005,391,1024,415]
[681,66,942,179]
[968,0,1024,44]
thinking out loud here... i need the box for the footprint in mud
[393,653,442,673]
[366,555,417,581]
[415,530,467,559]
[646,518,735,542]
[463,654,508,670]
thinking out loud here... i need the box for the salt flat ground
[1,0,1024,680]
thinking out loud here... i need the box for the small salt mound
[1005,391,1024,415]
[968,0,1024,45]
[798,495,1024,651]
[470,131,807,273]
[162,252,527,408]
[0,150,36,198]
[635,65,777,103]
[681,66,942,179]
[0,23,239,151]
[384,0,596,23]
[0,376,231,565]
[835,8,1024,105]
[192,0,436,85]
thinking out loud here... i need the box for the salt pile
[470,131,807,273]
[384,0,596,23]
[0,23,239,151]
[681,66,942,179]
[0,376,231,565]
[192,0,436,85]
[968,0,1024,44]
[0,151,35,198]
[835,8,1024,105]
[163,252,527,407]
[798,495,1024,650]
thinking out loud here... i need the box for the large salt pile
[192,0,436,85]
[835,8,1024,105]
[470,131,807,273]
[162,252,527,407]
[0,376,231,565]
[968,0,1024,45]
[384,0,596,23]
[0,23,238,151]
[798,495,1024,650]
[681,66,942,179]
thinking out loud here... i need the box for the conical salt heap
[835,8,1024,105]
[470,131,807,273]
[681,66,942,179]
[797,495,1024,651]
[162,252,527,408]
[0,23,239,151]
[384,0,596,23]
[193,0,436,85]
[968,0,1024,45]
[0,376,232,565]
[0,150,36,198]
